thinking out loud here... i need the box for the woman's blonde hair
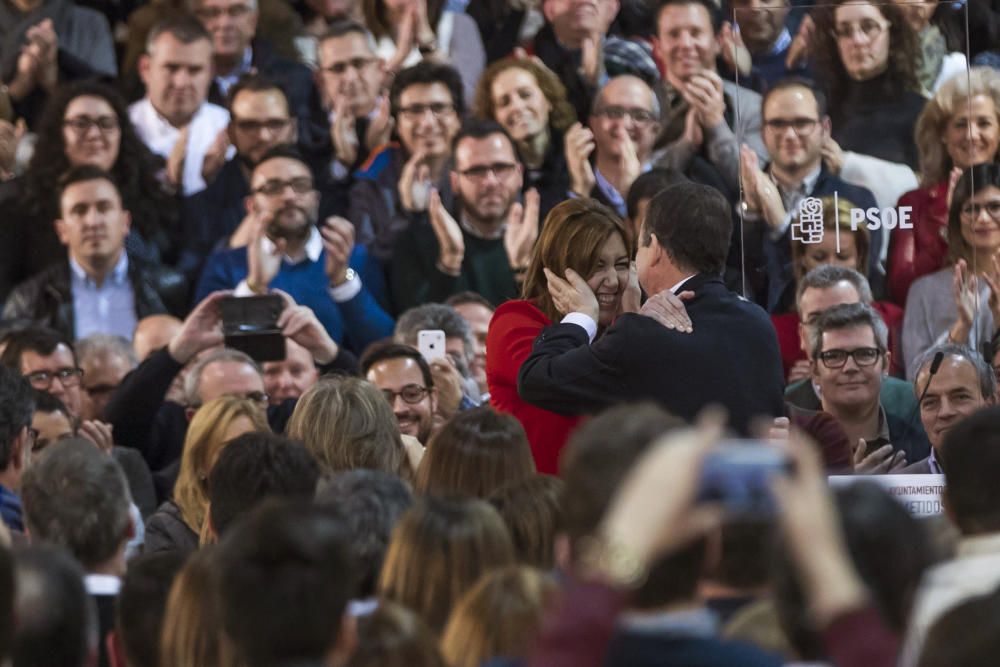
[790,195,869,281]
[160,547,239,667]
[174,396,268,535]
[915,67,1000,186]
[472,57,577,134]
[521,198,632,323]
[441,566,558,667]
[287,376,411,479]
[378,497,515,634]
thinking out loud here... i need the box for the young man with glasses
[362,343,439,445]
[349,61,464,264]
[389,120,534,311]
[3,166,171,342]
[195,144,393,353]
[566,75,661,217]
[739,77,879,312]
[193,0,322,149]
[808,301,931,469]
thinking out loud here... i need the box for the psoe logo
[791,196,913,247]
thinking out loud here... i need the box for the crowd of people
[0,0,999,664]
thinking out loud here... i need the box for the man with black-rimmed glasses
[808,301,931,470]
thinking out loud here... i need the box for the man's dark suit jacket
[518,273,786,435]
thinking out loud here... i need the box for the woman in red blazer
[486,199,636,474]
[888,67,1000,305]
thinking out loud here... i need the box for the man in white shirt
[130,16,230,195]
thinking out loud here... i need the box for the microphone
[912,351,945,421]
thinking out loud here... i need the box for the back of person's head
[917,585,1000,667]
[12,547,94,667]
[389,61,465,116]
[0,366,34,471]
[940,406,1000,535]
[175,396,269,537]
[625,168,688,222]
[76,334,137,371]
[521,198,631,322]
[287,376,410,478]
[378,497,515,634]
[208,432,320,538]
[488,475,564,569]
[160,547,238,667]
[21,438,132,571]
[560,402,695,609]
[0,327,76,371]
[347,602,447,667]
[440,566,558,667]
[116,552,187,667]
[217,501,357,667]
[315,470,413,598]
[415,406,535,498]
[774,482,937,659]
[642,182,731,275]
[795,264,872,310]
[704,519,776,593]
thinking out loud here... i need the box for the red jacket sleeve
[527,579,628,667]
[888,184,950,306]
[822,604,901,667]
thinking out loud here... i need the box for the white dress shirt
[128,98,231,195]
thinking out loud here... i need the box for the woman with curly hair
[888,68,1000,305]
[0,80,182,305]
[473,57,577,219]
[810,0,926,170]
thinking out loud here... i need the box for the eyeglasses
[322,57,375,75]
[195,4,252,20]
[63,115,120,134]
[831,19,890,41]
[397,103,456,121]
[24,367,83,390]
[241,390,269,405]
[233,118,291,134]
[456,162,519,181]
[593,106,658,125]
[960,199,1000,221]
[818,347,882,369]
[252,176,314,196]
[763,117,819,136]
[381,384,430,405]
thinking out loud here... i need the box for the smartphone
[417,329,447,363]
[219,295,286,362]
[697,441,791,518]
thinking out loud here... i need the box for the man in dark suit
[901,344,996,474]
[518,181,785,435]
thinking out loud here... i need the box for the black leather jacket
[1,256,182,337]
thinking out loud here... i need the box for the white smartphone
[417,329,447,363]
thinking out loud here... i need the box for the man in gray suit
[902,344,997,474]
[650,0,766,198]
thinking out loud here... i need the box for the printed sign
[828,474,946,517]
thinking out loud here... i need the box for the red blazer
[487,300,583,475]
[888,182,950,306]
[772,301,905,379]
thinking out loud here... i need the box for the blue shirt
[70,253,137,341]
[194,232,394,354]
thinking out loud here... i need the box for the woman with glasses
[0,80,182,308]
[903,163,1000,379]
[473,57,577,219]
[363,0,486,102]
[145,396,268,557]
[811,0,926,170]
[486,199,640,474]
[888,68,1000,306]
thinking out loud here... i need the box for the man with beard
[194,144,394,353]
[362,343,439,444]
[389,120,539,312]
[179,73,300,274]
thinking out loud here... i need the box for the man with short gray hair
[394,303,480,404]
[902,343,997,474]
[808,302,930,471]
